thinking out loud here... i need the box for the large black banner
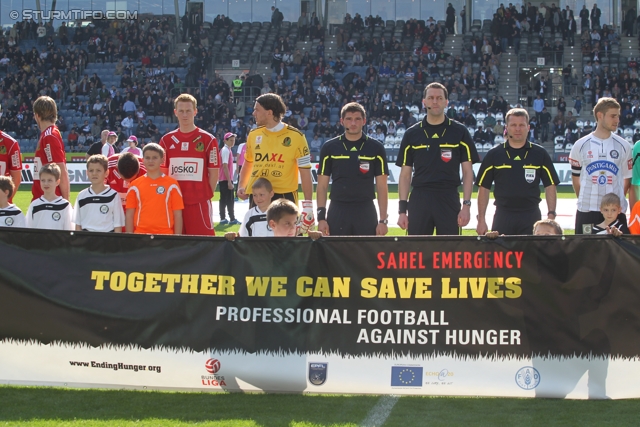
[1,229,639,360]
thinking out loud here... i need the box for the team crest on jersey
[5,217,13,226]
[359,162,370,174]
[0,146,6,155]
[524,169,535,183]
[587,150,594,159]
[282,137,292,147]
[195,142,205,152]
[157,186,166,194]
[255,136,263,144]
[100,205,109,214]
[52,212,61,221]
[610,150,619,159]
[181,142,189,151]
[441,149,452,163]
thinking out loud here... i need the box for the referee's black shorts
[327,200,378,236]
[408,187,461,236]
[249,191,297,209]
[492,207,540,235]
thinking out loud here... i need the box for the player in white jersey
[238,178,274,237]
[26,163,74,230]
[569,97,632,234]
[74,155,125,232]
[0,176,25,227]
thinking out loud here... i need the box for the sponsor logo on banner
[169,158,204,181]
[524,169,536,183]
[308,362,328,386]
[515,366,540,390]
[425,369,455,384]
[441,149,452,163]
[391,366,423,387]
[359,162,370,174]
[201,358,226,387]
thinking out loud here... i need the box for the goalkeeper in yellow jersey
[238,93,315,234]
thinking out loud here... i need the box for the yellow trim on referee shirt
[459,140,472,160]
[542,165,557,184]
[477,165,494,186]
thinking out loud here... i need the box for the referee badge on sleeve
[441,149,452,163]
[359,162,370,174]
[524,169,536,183]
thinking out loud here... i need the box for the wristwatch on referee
[463,200,472,207]
[547,211,557,217]
[379,218,388,225]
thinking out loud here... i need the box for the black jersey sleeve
[318,142,333,176]
[395,130,414,167]
[540,149,560,187]
[475,149,496,189]
[459,125,480,164]
[375,141,389,176]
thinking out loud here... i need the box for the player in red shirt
[32,96,69,201]
[107,152,147,210]
[0,106,22,202]
[159,93,221,236]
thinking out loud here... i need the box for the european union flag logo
[390,366,423,387]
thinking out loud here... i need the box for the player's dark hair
[601,192,621,208]
[266,198,299,223]
[423,82,449,100]
[252,177,273,193]
[117,152,141,179]
[40,162,61,181]
[143,143,165,158]
[0,176,15,199]
[341,102,366,119]
[87,154,108,172]
[533,219,563,235]
[256,93,287,121]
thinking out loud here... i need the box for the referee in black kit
[475,108,559,235]
[397,82,479,235]
[316,102,389,236]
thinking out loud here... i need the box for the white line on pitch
[359,395,400,427]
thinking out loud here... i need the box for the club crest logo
[100,205,109,214]
[0,146,6,155]
[441,149,452,163]
[524,169,535,183]
[308,362,328,386]
[5,217,13,226]
[195,142,205,152]
[359,162,370,174]
[156,186,166,194]
[282,137,292,147]
[52,212,61,221]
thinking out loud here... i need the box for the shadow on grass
[0,386,377,426]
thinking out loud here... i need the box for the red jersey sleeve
[206,135,221,169]
[8,140,22,171]
[41,133,66,164]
